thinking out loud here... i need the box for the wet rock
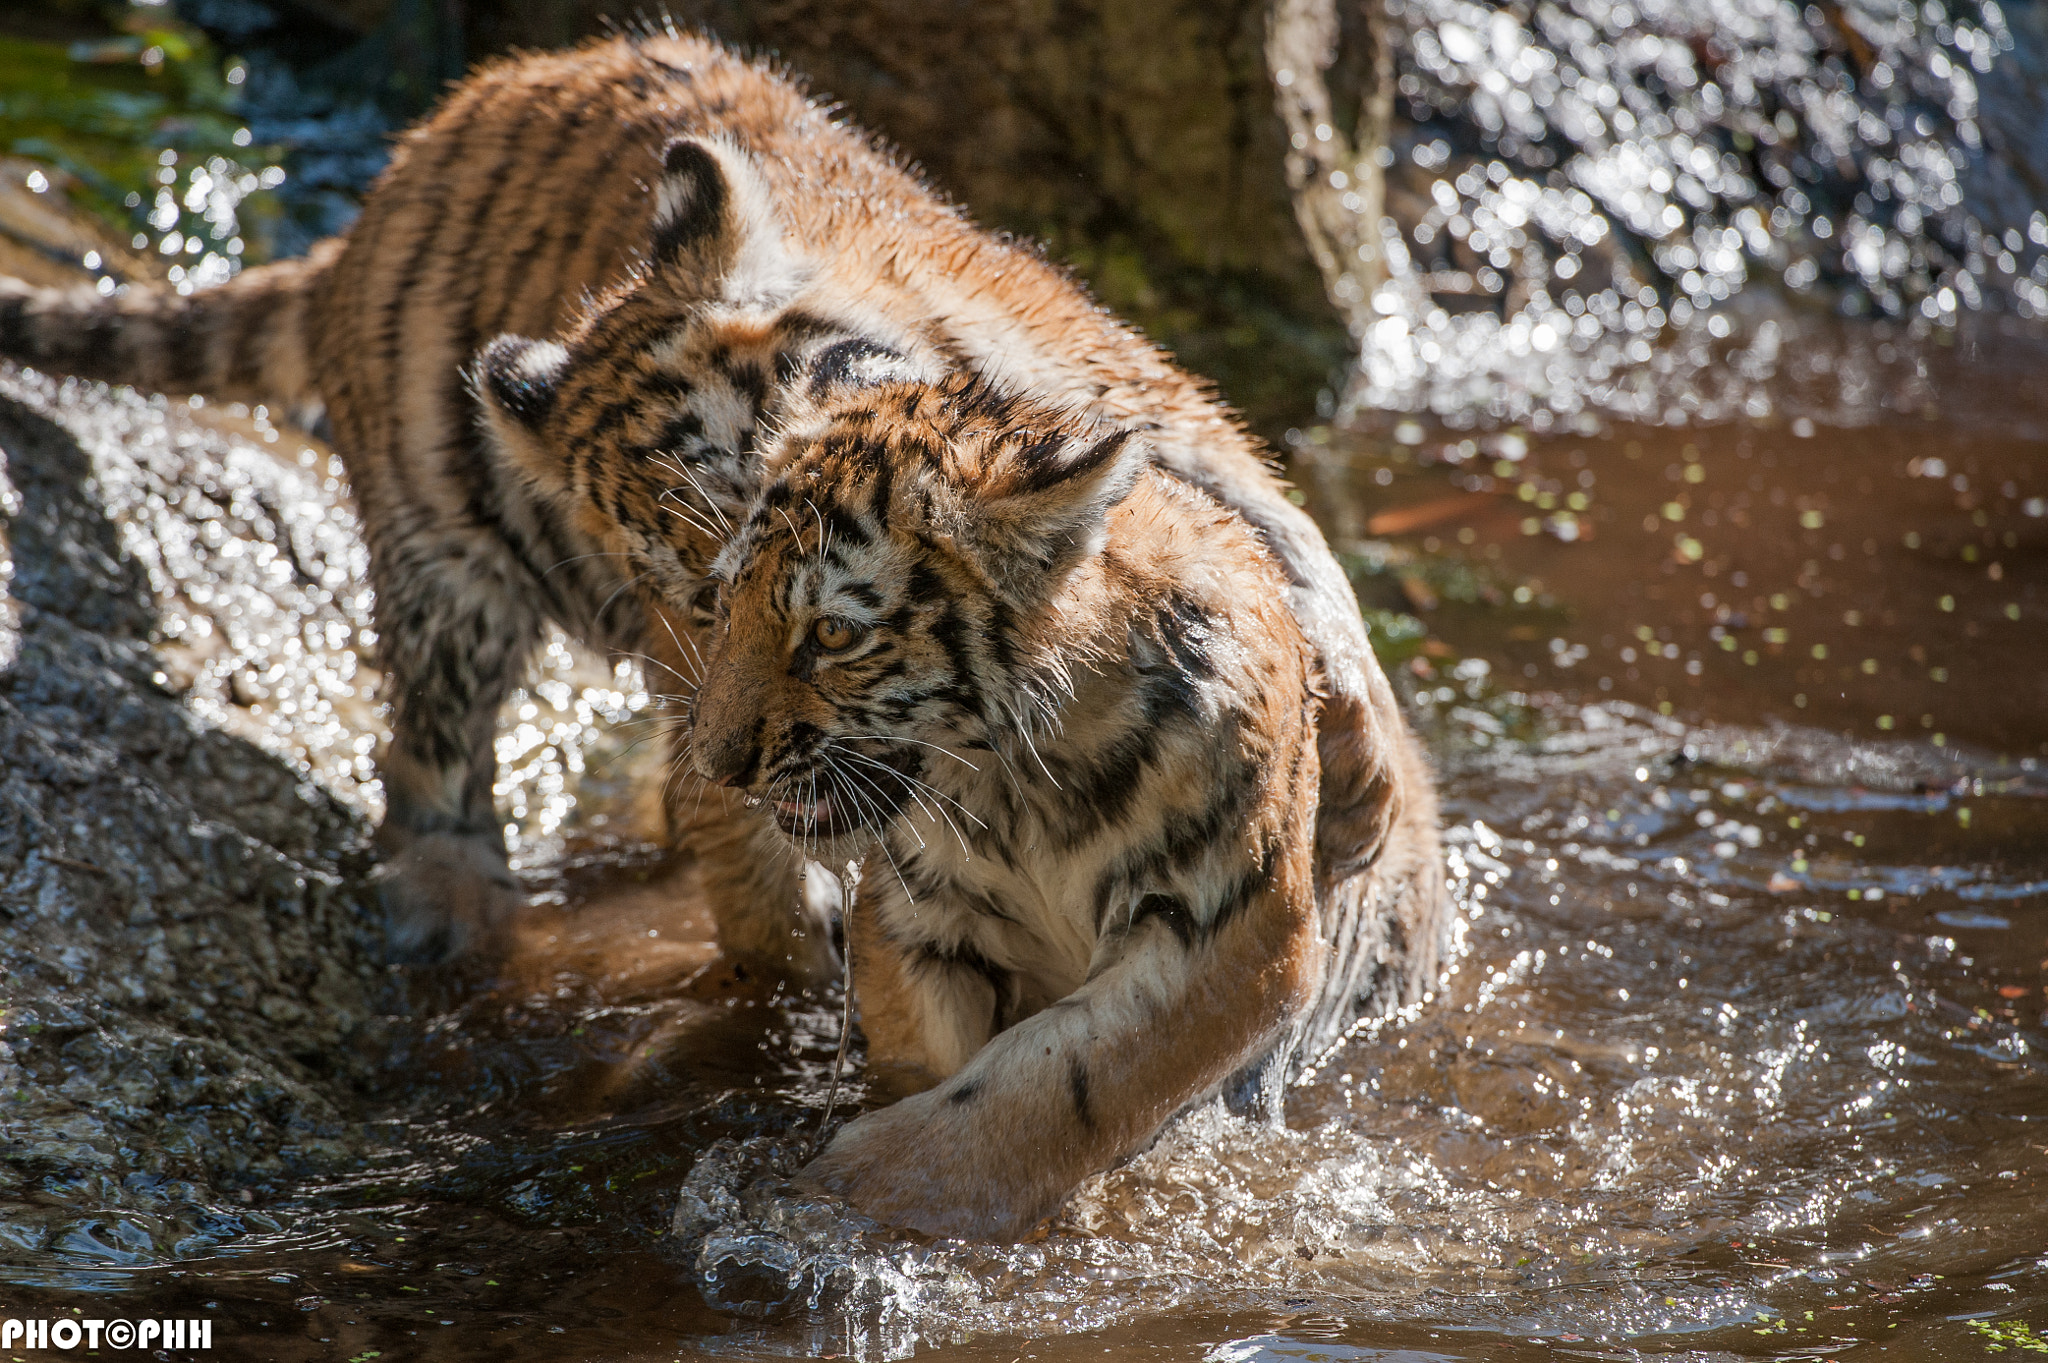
[0,364,385,1267]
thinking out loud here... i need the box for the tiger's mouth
[764,745,921,841]
[771,790,861,839]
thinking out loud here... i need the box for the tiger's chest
[893,832,1111,1004]
[877,655,1259,1003]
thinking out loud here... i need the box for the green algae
[0,12,284,271]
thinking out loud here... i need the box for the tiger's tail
[0,237,340,415]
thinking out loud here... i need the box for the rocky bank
[0,366,387,1267]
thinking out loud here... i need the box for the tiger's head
[467,136,941,614]
[684,372,1145,851]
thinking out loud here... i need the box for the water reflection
[1311,343,2048,754]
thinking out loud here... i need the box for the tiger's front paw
[802,1091,1059,1241]
[372,830,523,963]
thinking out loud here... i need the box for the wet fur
[688,375,1349,1235]
[0,31,1442,1065]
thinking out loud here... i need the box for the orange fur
[0,35,1445,1193]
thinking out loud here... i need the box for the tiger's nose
[690,647,766,788]
[691,729,761,788]
[689,676,763,788]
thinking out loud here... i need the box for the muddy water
[0,335,2039,1362]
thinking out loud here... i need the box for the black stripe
[983,595,1019,680]
[806,337,903,395]
[1055,713,1160,835]
[377,96,488,499]
[1154,591,1218,682]
[926,601,984,718]
[723,358,768,416]
[823,502,872,551]
[913,939,1007,1000]
[1086,761,1257,936]
[958,888,1016,923]
[867,457,894,530]
[444,102,560,584]
[1211,835,1280,934]
[1130,892,1197,947]
[1068,1054,1093,1129]
[536,112,651,327]
[479,101,590,339]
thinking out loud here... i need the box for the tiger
[688,367,1386,1237]
[0,30,1443,1035]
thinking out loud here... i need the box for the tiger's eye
[813,616,861,651]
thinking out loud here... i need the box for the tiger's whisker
[835,733,980,773]
[593,569,659,624]
[652,458,735,532]
[542,549,635,578]
[616,648,699,689]
[830,757,927,853]
[833,747,985,833]
[660,501,727,543]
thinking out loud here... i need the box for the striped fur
[691,373,1328,1237]
[0,32,1440,1005]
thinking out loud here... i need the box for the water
[2,2,2046,1358]
[1304,0,2048,427]
[2,348,2043,1359]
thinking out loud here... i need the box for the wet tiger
[691,368,1374,1236]
[0,31,1443,1019]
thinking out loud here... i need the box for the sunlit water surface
[2,0,2046,1354]
[0,338,2040,1363]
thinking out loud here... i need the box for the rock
[0,365,386,1265]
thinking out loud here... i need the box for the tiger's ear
[472,333,576,499]
[952,427,1146,597]
[649,137,800,302]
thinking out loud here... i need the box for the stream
[0,0,2044,1359]
[1,323,2040,1363]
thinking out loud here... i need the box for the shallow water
[2,1,2046,1352]
[1,330,2042,1363]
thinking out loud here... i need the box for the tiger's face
[468,135,938,618]
[476,296,926,609]
[686,375,1142,852]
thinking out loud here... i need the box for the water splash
[1304,0,2048,424]
[493,632,659,861]
[655,705,2046,1360]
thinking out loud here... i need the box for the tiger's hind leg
[369,548,548,963]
